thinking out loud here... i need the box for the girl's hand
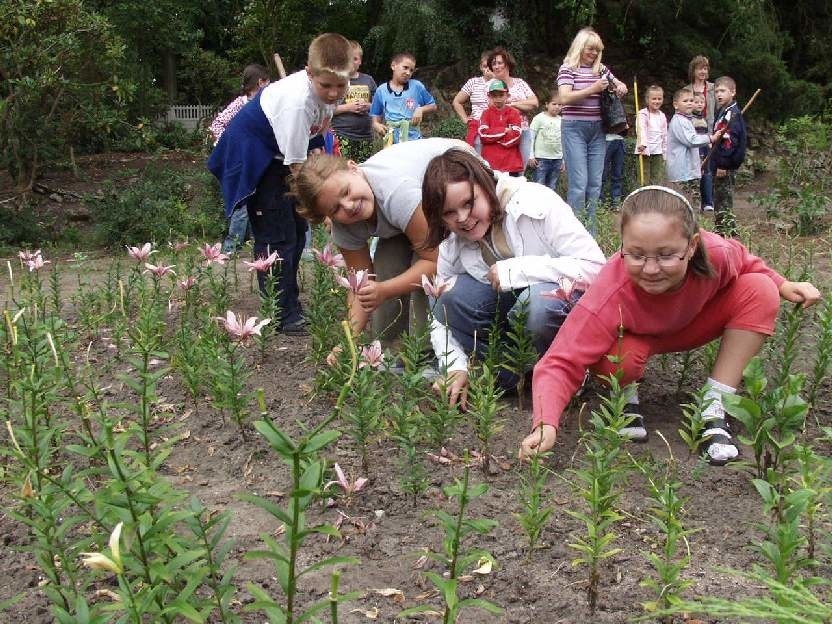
[528,156,539,169]
[519,425,557,459]
[487,265,500,290]
[779,281,822,308]
[356,280,386,312]
[636,145,645,154]
[433,370,469,409]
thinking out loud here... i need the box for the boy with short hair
[207,33,352,335]
[691,91,714,212]
[666,87,711,203]
[709,76,747,237]
[478,79,523,175]
[370,52,436,144]
[331,40,377,161]
[528,92,564,191]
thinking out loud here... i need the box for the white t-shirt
[259,70,335,164]
[331,138,470,250]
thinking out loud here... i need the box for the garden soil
[1,152,830,623]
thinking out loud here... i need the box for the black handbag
[600,67,628,135]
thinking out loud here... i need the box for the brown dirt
[1,153,830,624]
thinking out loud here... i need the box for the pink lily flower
[200,242,230,266]
[325,463,368,496]
[143,263,176,278]
[312,243,346,268]
[359,340,384,368]
[215,311,270,344]
[25,254,51,272]
[126,243,155,263]
[541,277,589,302]
[421,274,451,298]
[169,240,190,252]
[18,249,42,263]
[335,269,372,293]
[243,250,281,273]
[178,276,197,290]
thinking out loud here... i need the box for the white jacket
[430,175,606,373]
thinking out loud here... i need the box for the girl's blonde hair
[563,27,604,73]
[620,186,715,279]
[294,154,351,224]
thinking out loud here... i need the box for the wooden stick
[273,53,287,79]
[701,88,762,171]
[633,78,644,186]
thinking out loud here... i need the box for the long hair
[420,149,501,250]
[294,154,351,224]
[688,55,710,84]
[563,27,604,72]
[620,187,715,279]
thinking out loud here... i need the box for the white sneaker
[701,396,738,465]
[618,403,648,442]
[703,205,714,213]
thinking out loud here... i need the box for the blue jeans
[561,119,606,235]
[222,205,251,253]
[519,128,533,169]
[602,138,625,204]
[434,274,576,388]
[533,158,563,192]
[699,145,713,208]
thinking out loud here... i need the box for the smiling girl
[521,186,821,464]
[420,149,605,408]
[296,138,471,338]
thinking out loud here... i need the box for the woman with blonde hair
[557,27,627,234]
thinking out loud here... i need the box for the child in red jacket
[478,79,524,175]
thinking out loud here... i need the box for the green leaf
[297,555,359,577]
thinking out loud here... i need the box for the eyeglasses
[621,250,689,268]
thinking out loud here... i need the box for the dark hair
[487,47,517,74]
[421,149,501,249]
[241,64,270,96]
[620,187,715,279]
[391,51,416,65]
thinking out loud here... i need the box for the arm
[209,96,245,143]
[635,110,647,153]
[411,103,437,126]
[370,89,387,136]
[452,89,471,123]
[477,109,503,144]
[340,246,374,335]
[508,79,539,113]
[355,206,439,313]
[410,84,437,125]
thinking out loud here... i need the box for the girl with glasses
[521,186,820,465]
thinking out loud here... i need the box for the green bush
[87,165,225,247]
[430,116,467,140]
[0,200,48,247]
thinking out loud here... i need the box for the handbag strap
[478,221,514,267]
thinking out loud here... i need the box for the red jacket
[479,105,523,173]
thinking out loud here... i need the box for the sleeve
[381,179,422,232]
[513,79,535,100]
[415,81,436,106]
[532,303,618,429]
[635,109,647,152]
[478,109,503,143]
[717,109,745,160]
[673,117,709,148]
[430,241,469,373]
[494,187,606,290]
[367,75,378,98]
[210,96,245,143]
[662,115,669,154]
[556,65,575,89]
[499,108,522,146]
[461,77,476,95]
[272,105,322,164]
[369,88,384,117]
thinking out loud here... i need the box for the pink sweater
[531,231,785,430]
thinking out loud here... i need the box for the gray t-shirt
[331,73,377,139]
[331,138,468,250]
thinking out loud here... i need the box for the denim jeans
[222,204,251,253]
[532,158,563,192]
[246,159,306,327]
[519,128,533,169]
[561,119,605,235]
[699,145,713,208]
[434,274,576,388]
[602,138,625,204]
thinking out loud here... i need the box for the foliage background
[1,0,830,184]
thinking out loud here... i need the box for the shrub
[87,165,224,247]
[0,200,49,247]
[430,116,467,140]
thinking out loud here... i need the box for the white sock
[703,378,738,462]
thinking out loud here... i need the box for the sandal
[618,403,648,443]
[700,416,739,466]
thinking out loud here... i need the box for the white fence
[162,105,217,130]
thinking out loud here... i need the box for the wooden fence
[162,105,217,130]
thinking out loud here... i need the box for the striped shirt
[461,76,490,120]
[505,77,535,129]
[557,64,617,121]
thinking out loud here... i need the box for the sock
[623,383,639,405]
[619,383,646,440]
[703,378,738,462]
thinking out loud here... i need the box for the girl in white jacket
[420,149,606,408]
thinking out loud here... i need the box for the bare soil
[1,152,830,623]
